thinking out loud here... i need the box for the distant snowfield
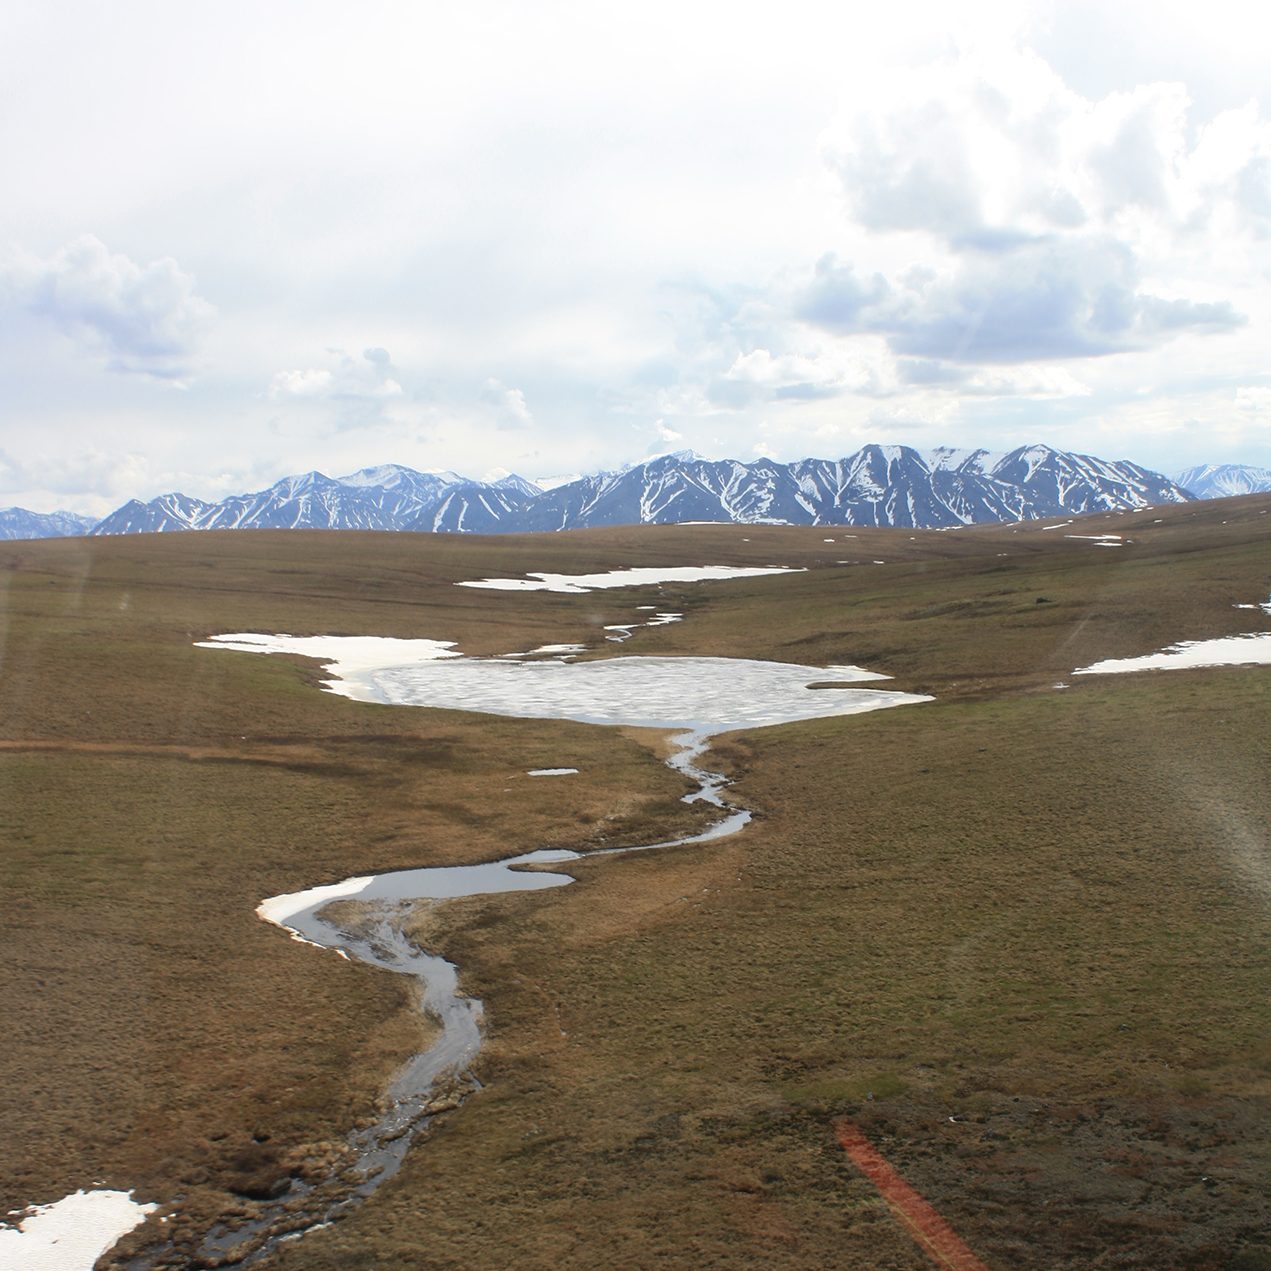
[455,565,800,593]
[1065,533,1124,547]
[0,1189,156,1271]
[199,633,928,733]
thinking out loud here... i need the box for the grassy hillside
[1,497,1267,1269]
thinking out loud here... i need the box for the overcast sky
[4,0,1271,513]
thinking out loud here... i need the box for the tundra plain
[1,497,1268,1270]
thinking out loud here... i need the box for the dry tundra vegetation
[1,494,1269,1270]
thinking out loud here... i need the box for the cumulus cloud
[1235,385,1271,414]
[720,342,896,402]
[481,378,534,429]
[883,237,1244,362]
[820,48,1269,248]
[2,235,214,379]
[822,48,1081,246]
[796,238,1241,366]
[807,44,1264,380]
[797,255,891,330]
[0,443,153,512]
[270,347,403,410]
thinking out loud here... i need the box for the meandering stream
[45,597,920,1268]
[167,638,931,1266]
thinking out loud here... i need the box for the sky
[3,0,1271,515]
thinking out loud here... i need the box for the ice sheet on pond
[0,1189,156,1271]
[203,635,928,734]
[455,565,800,593]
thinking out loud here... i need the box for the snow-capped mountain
[90,465,534,535]
[0,507,98,540]
[511,445,1189,531]
[82,444,1191,539]
[1175,463,1271,499]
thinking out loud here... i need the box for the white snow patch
[0,1190,156,1271]
[524,643,587,655]
[1065,534,1123,547]
[1074,633,1271,676]
[527,768,579,776]
[196,633,460,702]
[258,874,376,932]
[455,565,800,593]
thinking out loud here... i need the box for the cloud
[270,347,403,411]
[822,50,1211,248]
[481,378,534,429]
[822,48,1078,246]
[796,254,891,330]
[797,237,1243,364]
[720,345,884,402]
[1235,385,1271,414]
[0,443,153,513]
[3,235,214,379]
[822,40,1271,253]
[883,237,1244,363]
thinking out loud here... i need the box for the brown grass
[0,497,1268,1269]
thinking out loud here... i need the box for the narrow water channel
[183,731,743,1267]
[123,637,929,1267]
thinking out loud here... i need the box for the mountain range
[6,445,1267,542]
[1173,463,1271,500]
[0,507,98,541]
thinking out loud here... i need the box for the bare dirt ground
[1,498,1268,1269]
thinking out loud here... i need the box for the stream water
[128,638,930,1267]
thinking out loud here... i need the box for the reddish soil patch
[835,1118,988,1271]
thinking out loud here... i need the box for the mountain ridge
[74,444,1194,539]
[0,507,99,540]
[1174,463,1271,499]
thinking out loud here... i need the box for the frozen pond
[455,565,800,592]
[198,634,926,730]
